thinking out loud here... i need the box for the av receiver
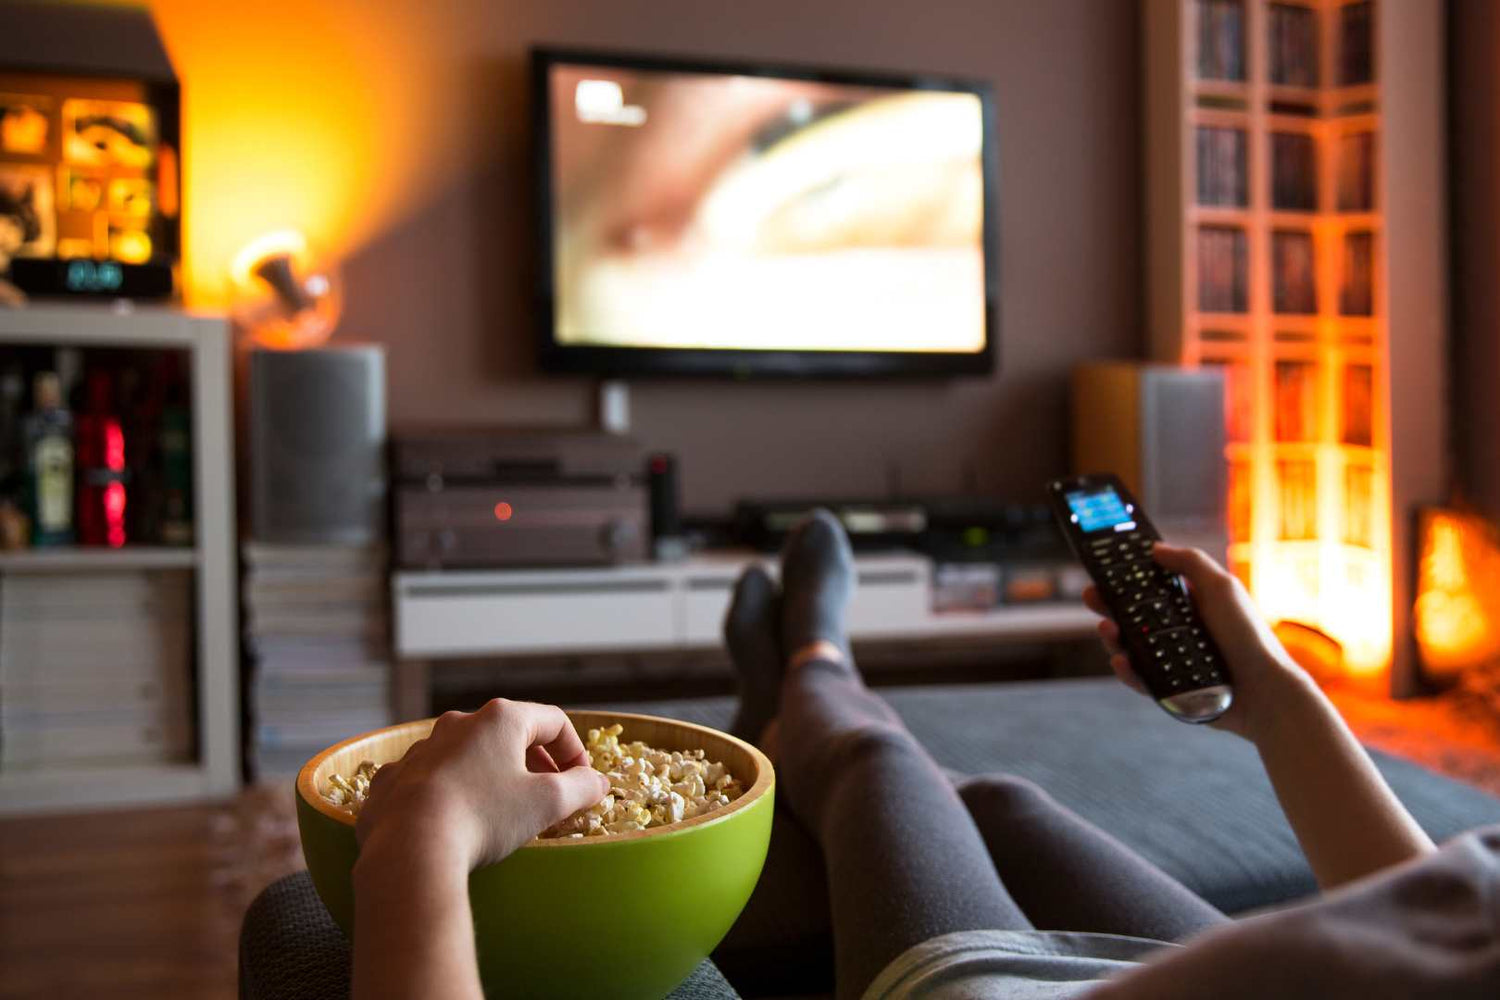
[393,430,648,569]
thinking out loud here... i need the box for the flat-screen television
[533,47,998,377]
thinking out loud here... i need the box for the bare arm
[349,700,610,999]
[1087,545,1433,890]
[1236,654,1434,888]
[353,828,482,1000]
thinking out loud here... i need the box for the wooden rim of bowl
[296,709,775,848]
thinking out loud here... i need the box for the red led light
[493,501,513,522]
[104,481,127,548]
[104,424,125,472]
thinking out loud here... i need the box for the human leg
[774,513,1031,1000]
[957,774,1229,941]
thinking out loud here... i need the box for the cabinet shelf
[0,305,238,814]
[0,546,199,573]
[0,762,211,816]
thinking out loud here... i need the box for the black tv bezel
[531,46,1000,379]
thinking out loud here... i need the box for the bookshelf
[1144,0,1446,692]
[0,305,239,813]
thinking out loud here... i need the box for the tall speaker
[1071,363,1227,561]
[250,346,386,544]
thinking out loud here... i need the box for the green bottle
[25,371,74,547]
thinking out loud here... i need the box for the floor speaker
[250,346,386,544]
[1071,363,1227,560]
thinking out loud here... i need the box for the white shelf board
[914,604,1100,641]
[0,546,200,573]
[394,552,1099,658]
[0,762,228,815]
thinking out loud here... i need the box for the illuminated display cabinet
[0,306,238,813]
[1143,0,1447,690]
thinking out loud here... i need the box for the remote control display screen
[1065,486,1134,533]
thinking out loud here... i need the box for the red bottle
[75,370,128,548]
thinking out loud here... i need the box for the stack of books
[1194,0,1246,81]
[1195,126,1248,207]
[0,570,192,769]
[1197,226,1249,313]
[1271,132,1317,212]
[1269,2,1319,88]
[244,543,391,780]
[1338,1,1374,86]
[1272,231,1317,315]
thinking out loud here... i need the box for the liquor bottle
[24,371,74,546]
[75,369,129,548]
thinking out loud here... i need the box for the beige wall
[151,0,1143,513]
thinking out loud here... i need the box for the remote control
[1046,473,1233,724]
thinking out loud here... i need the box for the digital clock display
[65,259,125,293]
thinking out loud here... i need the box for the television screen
[534,49,998,376]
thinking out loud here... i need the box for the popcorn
[320,723,744,839]
[541,724,745,839]
[322,760,378,814]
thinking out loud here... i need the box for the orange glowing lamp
[1413,508,1500,685]
[230,230,343,350]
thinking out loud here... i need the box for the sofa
[240,678,1500,999]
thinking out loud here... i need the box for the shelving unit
[0,305,238,814]
[1144,0,1446,692]
[391,552,1098,719]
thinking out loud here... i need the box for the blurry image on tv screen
[550,66,986,354]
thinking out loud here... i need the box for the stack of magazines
[243,543,391,780]
[0,569,192,770]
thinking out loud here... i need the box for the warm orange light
[1413,509,1500,683]
[230,229,308,291]
[230,229,343,350]
[140,0,470,308]
[493,502,514,522]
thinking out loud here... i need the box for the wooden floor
[1,694,1497,1000]
[0,785,304,1000]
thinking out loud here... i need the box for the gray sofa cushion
[238,870,741,999]
[596,677,1500,915]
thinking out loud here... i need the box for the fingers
[488,700,590,770]
[1097,617,1124,657]
[1098,618,1144,694]
[1082,585,1110,618]
[1108,652,1149,696]
[526,745,559,774]
[533,765,611,828]
[1152,543,1227,593]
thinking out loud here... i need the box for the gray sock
[779,509,855,659]
[725,565,784,743]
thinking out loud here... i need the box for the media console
[390,551,1097,718]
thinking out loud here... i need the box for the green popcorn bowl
[296,710,775,1000]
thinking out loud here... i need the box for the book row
[1196,227,1377,316]
[1228,459,1377,548]
[1194,128,1375,214]
[1194,0,1375,88]
[1203,357,1375,448]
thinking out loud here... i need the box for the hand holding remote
[1086,542,1308,740]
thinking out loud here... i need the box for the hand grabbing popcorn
[323,721,744,840]
[542,724,744,838]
